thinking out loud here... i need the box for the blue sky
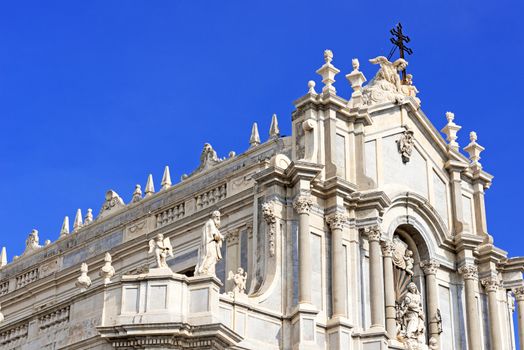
[0,1,522,262]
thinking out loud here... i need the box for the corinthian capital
[293,195,313,215]
[364,225,382,242]
[326,212,348,231]
[481,277,500,293]
[458,264,478,280]
[513,286,524,302]
[381,239,394,257]
[420,259,440,275]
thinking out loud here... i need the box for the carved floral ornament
[363,225,382,242]
[396,127,415,164]
[326,212,348,231]
[481,277,500,293]
[420,259,440,275]
[381,239,394,257]
[261,201,277,257]
[293,195,313,215]
[458,264,478,280]
[513,286,524,301]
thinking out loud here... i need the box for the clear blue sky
[0,0,522,262]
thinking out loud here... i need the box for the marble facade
[0,51,522,350]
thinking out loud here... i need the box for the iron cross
[387,22,413,82]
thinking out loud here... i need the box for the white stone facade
[0,52,522,350]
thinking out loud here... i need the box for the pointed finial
[73,209,83,233]
[315,49,340,95]
[0,247,7,268]
[161,166,172,190]
[441,111,461,152]
[60,216,70,238]
[464,131,485,170]
[345,57,367,106]
[145,174,155,197]
[269,114,280,139]
[131,184,142,203]
[84,209,93,225]
[307,80,317,95]
[249,122,261,147]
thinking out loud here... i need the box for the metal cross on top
[387,22,413,82]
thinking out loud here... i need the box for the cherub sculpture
[404,249,414,275]
[228,267,247,295]
[148,233,174,268]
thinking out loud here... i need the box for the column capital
[481,277,500,293]
[513,286,524,301]
[293,195,313,215]
[420,259,440,275]
[459,264,478,280]
[364,225,382,242]
[226,228,240,245]
[326,212,348,230]
[381,239,394,257]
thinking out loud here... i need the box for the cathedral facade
[0,50,522,350]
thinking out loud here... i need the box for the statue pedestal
[290,303,320,350]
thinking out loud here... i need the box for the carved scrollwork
[262,201,277,257]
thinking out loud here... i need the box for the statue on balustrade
[195,210,224,276]
[148,233,173,268]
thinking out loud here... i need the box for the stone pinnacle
[73,209,83,232]
[0,247,6,267]
[269,114,280,139]
[161,166,172,190]
[60,216,70,237]
[249,122,261,147]
[145,174,155,197]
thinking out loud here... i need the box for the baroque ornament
[99,190,125,218]
[148,234,174,269]
[362,56,408,105]
[420,259,440,275]
[364,225,382,242]
[481,277,500,292]
[396,282,427,350]
[397,127,415,163]
[195,211,224,276]
[99,252,115,284]
[326,212,348,231]
[293,195,313,215]
[459,264,478,280]
[261,201,277,257]
[75,263,91,291]
[227,267,247,297]
[391,236,414,275]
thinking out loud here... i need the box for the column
[381,239,396,337]
[459,264,482,350]
[365,225,385,328]
[481,277,502,350]
[326,212,348,318]
[513,287,524,350]
[420,259,441,343]
[293,195,313,304]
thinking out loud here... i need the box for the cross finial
[388,22,413,82]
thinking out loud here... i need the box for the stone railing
[0,323,28,346]
[38,306,70,332]
[15,268,39,289]
[0,280,8,296]
[155,202,185,228]
[195,184,227,210]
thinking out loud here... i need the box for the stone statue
[148,234,174,268]
[195,211,224,276]
[362,56,413,105]
[228,267,247,296]
[397,128,415,164]
[404,249,414,275]
[398,282,426,348]
[23,229,42,256]
[369,56,407,92]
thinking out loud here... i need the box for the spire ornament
[464,131,484,171]
[0,247,7,268]
[60,216,70,238]
[315,49,340,94]
[145,174,155,197]
[441,112,461,151]
[249,122,261,147]
[84,209,93,225]
[131,184,142,203]
[73,209,83,233]
[161,166,172,190]
[269,114,280,139]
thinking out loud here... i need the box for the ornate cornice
[364,225,381,242]
[326,213,348,231]
[458,264,478,281]
[481,277,500,293]
[293,195,313,215]
[420,259,440,275]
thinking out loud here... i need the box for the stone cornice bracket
[363,225,382,242]
[513,286,524,301]
[326,212,348,231]
[481,276,500,293]
[380,239,394,257]
[285,161,323,187]
[459,264,478,281]
[420,259,440,275]
[293,195,313,215]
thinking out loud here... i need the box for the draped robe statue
[398,282,427,349]
[195,211,223,276]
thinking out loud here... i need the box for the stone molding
[458,264,478,280]
[293,195,313,215]
[380,239,394,257]
[513,286,524,301]
[364,225,382,242]
[420,259,440,275]
[481,277,500,293]
[326,212,348,231]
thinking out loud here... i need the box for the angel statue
[228,267,247,295]
[195,211,224,276]
[148,233,174,268]
[369,56,408,92]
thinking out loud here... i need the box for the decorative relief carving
[99,190,125,219]
[186,143,225,178]
[227,267,247,297]
[481,277,500,292]
[420,259,440,275]
[293,195,313,215]
[262,201,277,257]
[0,323,28,346]
[38,305,70,332]
[155,202,185,228]
[195,184,227,210]
[458,264,478,280]
[391,236,414,275]
[397,127,415,164]
[16,268,39,289]
[364,225,382,242]
[326,212,348,231]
